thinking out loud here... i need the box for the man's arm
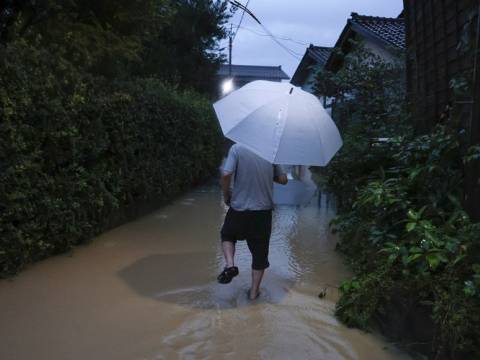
[221,145,237,206]
[273,165,288,185]
[274,174,288,185]
[221,173,233,205]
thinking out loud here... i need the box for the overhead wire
[227,1,303,60]
[250,22,303,59]
[232,23,309,47]
[230,0,261,24]
[232,0,250,42]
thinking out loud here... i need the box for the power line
[232,0,250,42]
[257,23,303,59]
[229,0,261,24]
[227,0,302,60]
[221,25,306,56]
[228,0,302,60]
[233,23,309,47]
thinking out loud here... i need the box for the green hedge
[312,42,480,358]
[0,42,223,277]
[328,125,480,357]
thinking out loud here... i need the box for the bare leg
[222,241,236,268]
[249,269,265,300]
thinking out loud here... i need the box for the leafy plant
[0,1,230,276]
[313,43,480,358]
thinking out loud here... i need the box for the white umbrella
[213,80,342,166]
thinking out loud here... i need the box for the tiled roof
[290,45,333,86]
[217,64,290,80]
[350,12,406,50]
[307,46,333,66]
[325,12,406,71]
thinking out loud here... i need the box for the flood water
[0,180,410,360]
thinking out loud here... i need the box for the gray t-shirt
[223,144,285,211]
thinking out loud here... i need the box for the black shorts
[221,208,272,270]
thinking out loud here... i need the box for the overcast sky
[220,0,404,77]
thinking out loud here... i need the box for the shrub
[313,43,480,357]
[0,41,222,277]
[331,126,480,357]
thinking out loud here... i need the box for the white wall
[301,71,317,93]
[362,39,396,63]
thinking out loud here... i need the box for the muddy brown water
[0,183,410,360]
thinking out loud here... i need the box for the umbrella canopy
[213,80,342,166]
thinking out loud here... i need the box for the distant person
[217,143,288,300]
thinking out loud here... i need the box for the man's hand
[274,174,288,185]
[223,191,231,206]
[221,173,233,206]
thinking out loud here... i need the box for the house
[289,46,333,181]
[291,13,406,112]
[291,45,333,92]
[325,12,406,72]
[216,64,289,98]
[403,0,479,220]
[314,12,406,126]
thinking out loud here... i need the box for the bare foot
[248,289,260,300]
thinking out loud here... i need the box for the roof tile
[350,13,406,50]
[217,65,289,79]
[308,46,333,65]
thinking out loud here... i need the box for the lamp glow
[222,79,234,95]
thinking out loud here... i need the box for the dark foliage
[0,0,230,93]
[0,1,229,276]
[313,44,480,358]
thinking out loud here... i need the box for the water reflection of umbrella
[213,80,342,166]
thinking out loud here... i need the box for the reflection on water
[0,180,410,360]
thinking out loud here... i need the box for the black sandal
[217,266,239,284]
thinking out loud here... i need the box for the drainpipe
[229,24,232,77]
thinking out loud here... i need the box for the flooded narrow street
[0,181,409,360]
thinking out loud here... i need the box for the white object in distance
[222,78,234,95]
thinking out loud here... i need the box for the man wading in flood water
[217,143,288,300]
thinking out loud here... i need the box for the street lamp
[222,78,234,95]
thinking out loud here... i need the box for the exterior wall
[363,39,397,63]
[327,35,404,131]
[404,0,478,130]
[404,0,480,219]
[297,69,335,112]
[301,71,317,92]
[293,63,333,176]
[334,38,393,100]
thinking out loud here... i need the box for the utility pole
[221,1,261,95]
[227,1,261,78]
[229,24,233,77]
